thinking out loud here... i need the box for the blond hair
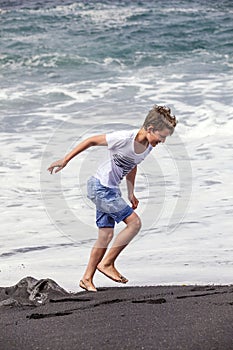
[143,105,177,134]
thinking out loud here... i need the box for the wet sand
[0,278,233,350]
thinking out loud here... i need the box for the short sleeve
[106,130,131,150]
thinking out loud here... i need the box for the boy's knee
[104,231,114,244]
[135,217,142,231]
[98,228,114,245]
[107,230,114,242]
[125,213,142,232]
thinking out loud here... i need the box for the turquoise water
[1,0,233,290]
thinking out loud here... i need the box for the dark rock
[0,276,70,307]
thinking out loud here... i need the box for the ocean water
[1,0,233,290]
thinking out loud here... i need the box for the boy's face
[147,127,171,147]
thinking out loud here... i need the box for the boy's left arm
[126,166,139,209]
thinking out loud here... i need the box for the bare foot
[79,279,97,292]
[97,263,128,284]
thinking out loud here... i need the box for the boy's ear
[147,125,154,133]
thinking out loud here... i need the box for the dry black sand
[0,278,233,350]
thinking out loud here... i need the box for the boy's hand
[47,159,67,174]
[129,194,139,209]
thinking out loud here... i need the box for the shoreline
[0,278,233,349]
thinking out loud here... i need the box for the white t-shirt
[95,129,153,188]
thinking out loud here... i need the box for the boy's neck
[134,128,149,154]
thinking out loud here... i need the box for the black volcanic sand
[0,277,233,350]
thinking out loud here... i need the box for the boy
[48,105,177,292]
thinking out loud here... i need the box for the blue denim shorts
[87,176,133,228]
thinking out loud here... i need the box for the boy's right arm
[47,134,107,174]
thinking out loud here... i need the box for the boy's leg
[97,212,141,282]
[80,227,114,291]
